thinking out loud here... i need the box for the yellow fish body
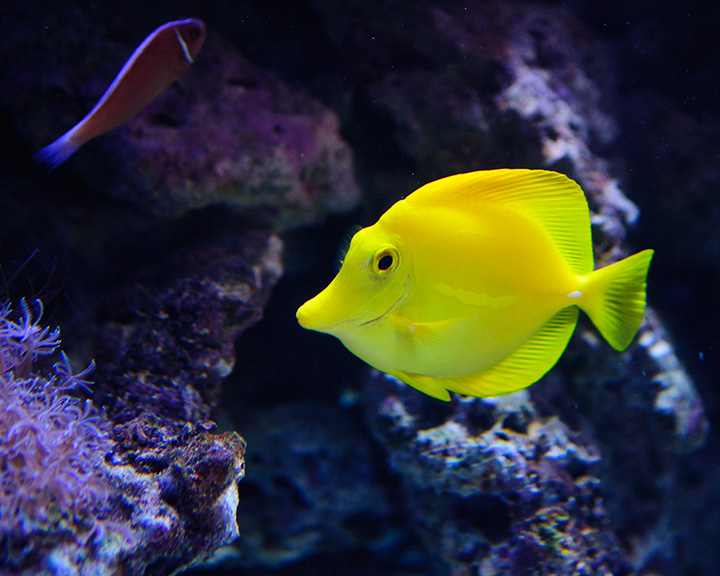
[296,169,653,401]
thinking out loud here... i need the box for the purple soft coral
[0,299,60,379]
[0,299,111,569]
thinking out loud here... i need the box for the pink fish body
[35,18,206,169]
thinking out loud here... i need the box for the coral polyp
[0,300,111,568]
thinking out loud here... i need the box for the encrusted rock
[95,231,282,423]
[107,418,246,575]
[366,374,630,576]
[230,403,393,568]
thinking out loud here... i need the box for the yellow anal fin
[391,371,452,401]
[390,308,577,401]
[442,306,579,398]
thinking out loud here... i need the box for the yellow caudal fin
[581,249,654,351]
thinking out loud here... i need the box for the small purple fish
[35,18,206,169]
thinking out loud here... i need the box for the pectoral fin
[390,315,464,344]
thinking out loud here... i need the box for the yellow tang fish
[296,169,654,401]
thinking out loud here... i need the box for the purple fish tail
[33,132,79,170]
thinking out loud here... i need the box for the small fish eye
[190,27,202,40]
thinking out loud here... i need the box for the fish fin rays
[407,169,594,275]
[33,132,80,170]
[405,306,579,398]
[391,371,452,401]
[581,249,654,351]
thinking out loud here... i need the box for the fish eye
[190,27,202,40]
[378,254,393,270]
[371,246,399,276]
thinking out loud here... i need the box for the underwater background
[1,0,718,575]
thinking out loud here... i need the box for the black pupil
[377,254,393,271]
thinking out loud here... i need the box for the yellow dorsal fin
[420,306,579,398]
[407,169,594,275]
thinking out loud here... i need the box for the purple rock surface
[79,31,361,228]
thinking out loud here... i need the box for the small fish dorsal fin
[407,169,594,275]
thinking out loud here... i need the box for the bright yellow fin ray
[441,306,579,397]
[391,371,452,401]
[580,249,654,351]
[407,169,594,275]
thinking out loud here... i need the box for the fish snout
[296,293,332,332]
[296,299,316,329]
[296,284,346,333]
